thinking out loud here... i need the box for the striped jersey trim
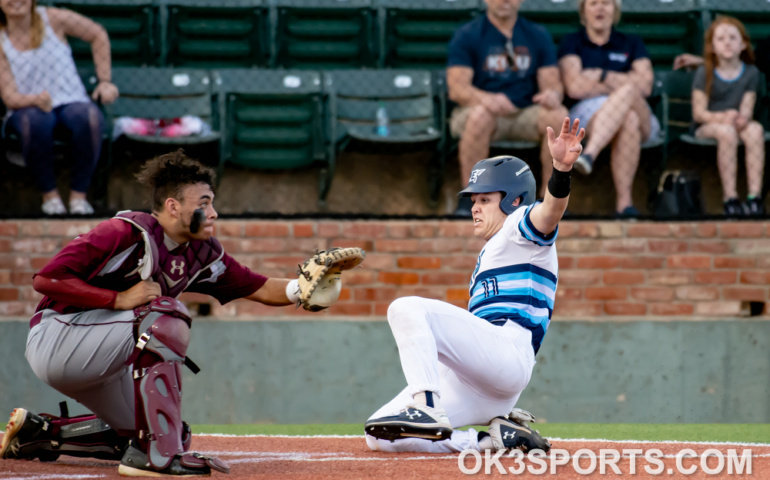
[518,203,558,246]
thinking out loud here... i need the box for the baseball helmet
[458,156,536,214]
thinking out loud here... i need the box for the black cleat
[365,404,452,442]
[0,408,56,461]
[118,442,230,477]
[486,415,551,453]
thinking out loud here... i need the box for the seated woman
[0,0,118,215]
[691,16,764,217]
[558,0,658,217]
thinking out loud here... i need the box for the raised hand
[547,117,586,170]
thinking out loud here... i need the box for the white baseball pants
[366,296,536,453]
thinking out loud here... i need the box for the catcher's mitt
[297,247,366,311]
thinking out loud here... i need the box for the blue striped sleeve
[518,202,558,247]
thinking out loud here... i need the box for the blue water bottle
[375,103,390,137]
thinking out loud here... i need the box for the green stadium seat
[212,69,333,203]
[521,0,702,71]
[274,0,376,69]
[701,0,770,47]
[51,0,158,67]
[518,0,580,48]
[161,0,270,68]
[618,0,702,71]
[377,0,480,69]
[326,69,446,205]
[109,67,221,146]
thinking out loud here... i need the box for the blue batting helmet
[458,156,536,214]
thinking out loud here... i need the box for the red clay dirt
[0,434,767,479]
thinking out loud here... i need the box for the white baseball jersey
[468,203,559,354]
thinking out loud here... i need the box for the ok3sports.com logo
[458,448,753,476]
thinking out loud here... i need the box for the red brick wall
[1,219,769,319]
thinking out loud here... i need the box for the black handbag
[653,170,704,219]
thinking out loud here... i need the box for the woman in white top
[0,0,118,215]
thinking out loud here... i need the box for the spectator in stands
[558,0,658,218]
[689,16,765,217]
[674,37,770,77]
[0,0,118,216]
[447,0,568,216]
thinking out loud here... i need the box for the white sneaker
[69,198,94,215]
[41,197,66,216]
[573,154,594,175]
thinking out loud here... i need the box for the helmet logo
[515,165,530,176]
[469,169,486,183]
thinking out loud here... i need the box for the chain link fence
[1,0,768,218]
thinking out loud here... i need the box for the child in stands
[691,15,765,217]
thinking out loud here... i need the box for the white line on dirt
[198,433,770,447]
[6,430,770,447]
[199,450,770,463]
[548,437,770,448]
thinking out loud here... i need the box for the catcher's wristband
[286,279,300,303]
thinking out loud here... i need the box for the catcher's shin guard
[1,403,130,461]
[131,297,193,470]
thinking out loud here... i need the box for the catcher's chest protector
[114,212,225,298]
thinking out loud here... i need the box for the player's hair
[703,16,755,98]
[0,0,44,50]
[578,0,621,26]
[135,149,216,212]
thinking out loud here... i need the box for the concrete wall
[2,318,769,424]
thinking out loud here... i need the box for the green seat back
[275,0,375,69]
[663,70,695,140]
[518,0,579,48]
[521,0,701,71]
[377,0,479,69]
[162,0,270,68]
[703,0,770,47]
[212,69,325,170]
[110,67,215,124]
[520,0,580,47]
[53,0,158,66]
[617,0,701,71]
[327,69,438,141]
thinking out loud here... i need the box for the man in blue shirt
[447,0,568,216]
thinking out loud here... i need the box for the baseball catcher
[365,117,583,455]
[0,150,364,477]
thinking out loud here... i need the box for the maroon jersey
[35,212,267,314]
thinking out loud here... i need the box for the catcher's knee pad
[131,297,192,470]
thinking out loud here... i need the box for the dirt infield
[0,434,768,479]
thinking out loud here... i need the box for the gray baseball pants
[25,308,137,431]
